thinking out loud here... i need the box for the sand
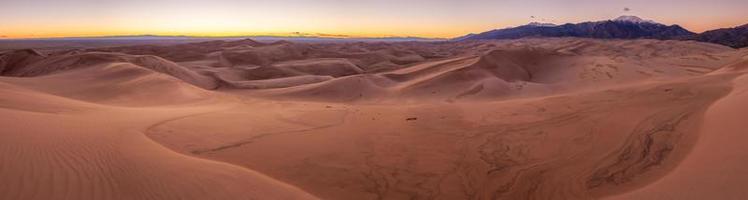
[606,55,748,200]
[1,38,747,200]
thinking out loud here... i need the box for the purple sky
[1,0,747,38]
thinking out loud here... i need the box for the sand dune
[148,74,736,200]
[0,51,218,90]
[223,75,334,90]
[270,74,393,102]
[606,65,748,200]
[272,58,364,77]
[1,64,211,106]
[0,49,47,73]
[0,80,318,200]
[1,38,747,200]
[604,50,748,200]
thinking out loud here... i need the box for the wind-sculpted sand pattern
[0,98,319,200]
[147,75,733,200]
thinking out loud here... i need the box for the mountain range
[458,16,748,48]
[694,24,748,48]
[2,16,745,50]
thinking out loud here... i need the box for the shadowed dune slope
[1,63,212,106]
[0,51,218,90]
[0,49,47,73]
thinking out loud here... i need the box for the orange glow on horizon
[1,0,747,39]
[3,18,746,40]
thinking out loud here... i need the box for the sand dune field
[1,38,747,200]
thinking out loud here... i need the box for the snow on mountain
[612,16,659,25]
[526,22,558,27]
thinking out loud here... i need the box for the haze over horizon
[1,0,747,39]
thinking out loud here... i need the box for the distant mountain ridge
[1,34,445,42]
[693,24,748,48]
[0,35,445,50]
[456,16,748,48]
[459,16,695,41]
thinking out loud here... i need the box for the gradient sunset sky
[2,0,747,39]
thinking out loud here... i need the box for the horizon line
[2,15,746,41]
[0,33,450,41]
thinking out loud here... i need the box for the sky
[1,0,747,39]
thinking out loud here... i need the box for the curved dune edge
[0,84,319,200]
[606,73,748,200]
[144,74,736,200]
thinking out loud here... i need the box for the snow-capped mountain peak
[613,16,659,24]
[526,22,557,27]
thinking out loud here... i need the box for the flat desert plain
[2,38,748,200]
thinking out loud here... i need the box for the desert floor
[2,38,748,200]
